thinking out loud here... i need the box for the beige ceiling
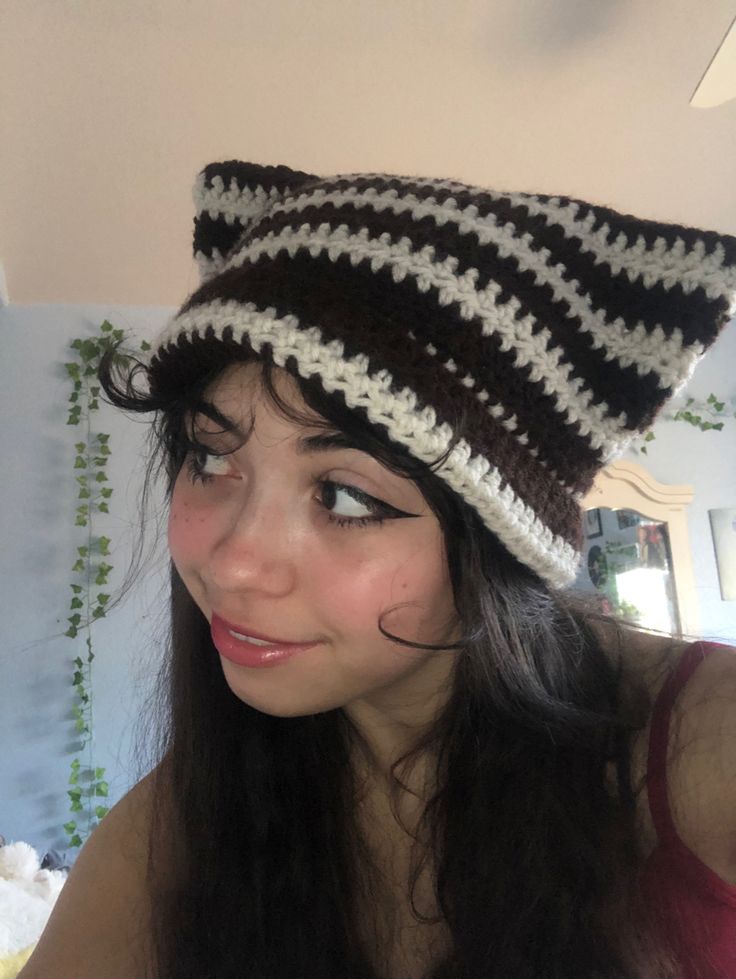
[2,0,735,305]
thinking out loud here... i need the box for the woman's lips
[210,613,321,668]
[212,613,314,646]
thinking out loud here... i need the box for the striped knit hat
[150,161,736,589]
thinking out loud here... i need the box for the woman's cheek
[168,489,212,567]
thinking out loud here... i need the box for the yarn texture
[151,161,736,588]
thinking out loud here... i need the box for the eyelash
[184,452,390,530]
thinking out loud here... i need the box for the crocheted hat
[150,161,736,589]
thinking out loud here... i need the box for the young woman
[21,162,736,979]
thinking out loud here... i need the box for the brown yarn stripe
[182,244,603,491]
[313,174,736,274]
[194,212,249,265]
[200,160,317,195]
[275,186,731,349]
[285,177,734,354]
[178,252,587,547]
[246,202,666,429]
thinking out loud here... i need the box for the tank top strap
[646,641,720,847]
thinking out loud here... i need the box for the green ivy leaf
[74,656,83,668]
[97,502,109,513]
[72,559,84,572]
[98,433,109,443]
[77,546,88,557]
[94,456,107,466]
[71,584,82,594]
[72,670,84,685]
[69,833,83,846]
[95,472,106,483]
[95,805,109,820]
[100,321,113,333]
[98,537,111,554]
[99,444,111,456]
[100,487,113,498]
[70,597,83,610]
[65,626,77,638]
[96,593,110,605]
[92,607,106,620]
[714,422,724,431]
[68,788,82,803]
[75,517,87,527]
[95,781,109,797]
[89,399,99,410]
[140,339,151,351]
[95,767,106,779]
[63,821,77,834]
[74,442,86,453]
[78,488,91,499]
[68,613,81,626]
[74,456,86,469]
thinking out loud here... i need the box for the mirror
[580,461,698,636]
[574,507,680,633]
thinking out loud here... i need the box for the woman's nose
[207,495,297,597]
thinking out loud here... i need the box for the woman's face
[168,361,460,762]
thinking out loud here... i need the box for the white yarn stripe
[154,300,582,588]
[216,223,654,459]
[406,333,571,490]
[227,197,710,396]
[267,182,736,306]
[193,171,286,225]
[309,176,736,307]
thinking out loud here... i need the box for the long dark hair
[98,335,682,979]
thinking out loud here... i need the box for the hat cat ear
[192,160,318,283]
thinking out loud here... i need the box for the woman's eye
[186,450,231,485]
[317,481,392,529]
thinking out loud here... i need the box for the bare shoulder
[597,621,736,883]
[664,640,736,884]
[18,763,169,979]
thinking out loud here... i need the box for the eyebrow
[294,432,365,455]
[189,406,365,456]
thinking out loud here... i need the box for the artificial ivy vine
[62,319,150,849]
[635,393,735,454]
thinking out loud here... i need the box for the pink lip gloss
[210,614,320,668]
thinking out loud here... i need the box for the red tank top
[640,640,736,978]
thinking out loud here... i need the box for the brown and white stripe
[151,161,736,588]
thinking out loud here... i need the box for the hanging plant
[62,319,150,849]
[632,393,735,455]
